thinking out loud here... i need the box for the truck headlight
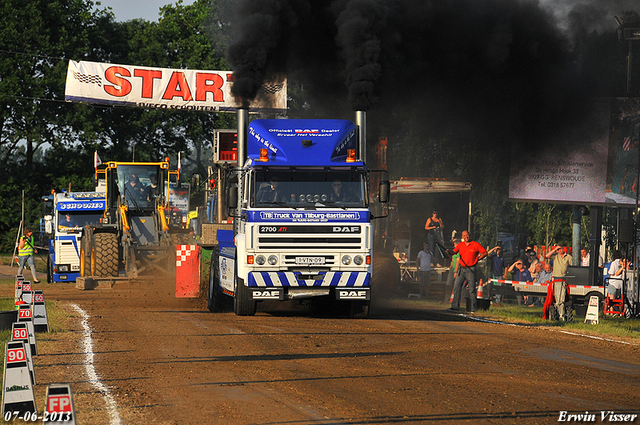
[256,255,266,265]
[268,255,278,265]
[353,255,364,265]
[341,255,352,265]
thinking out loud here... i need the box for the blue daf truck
[207,111,389,317]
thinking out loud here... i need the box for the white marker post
[1,341,37,417]
[584,295,600,325]
[20,282,32,305]
[14,276,24,303]
[32,290,49,333]
[44,384,76,425]
[11,324,35,385]
[17,305,37,356]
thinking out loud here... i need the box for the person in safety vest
[17,227,40,283]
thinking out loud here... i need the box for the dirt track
[2,267,640,424]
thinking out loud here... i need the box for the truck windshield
[252,170,367,208]
[57,211,103,232]
[116,165,162,209]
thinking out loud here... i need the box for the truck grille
[256,225,363,250]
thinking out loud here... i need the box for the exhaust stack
[237,108,249,167]
[356,111,366,163]
[235,107,249,229]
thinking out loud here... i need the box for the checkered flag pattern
[260,83,284,94]
[72,71,102,87]
[176,245,196,267]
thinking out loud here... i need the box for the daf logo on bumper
[252,289,283,300]
[333,226,360,233]
[336,289,370,300]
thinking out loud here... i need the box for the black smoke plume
[222,0,637,158]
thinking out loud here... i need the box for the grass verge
[398,298,640,342]
[478,303,640,340]
[0,278,67,378]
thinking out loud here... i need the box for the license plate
[295,257,325,265]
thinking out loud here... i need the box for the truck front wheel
[349,300,370,319]
[208,253,227,312]
[234,278,256,316]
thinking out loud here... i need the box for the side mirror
[379,180,390,203]
[228,187,238,214]
[44,215,53,235]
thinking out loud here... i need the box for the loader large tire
[234,278,256,316]
[94,233,119,277]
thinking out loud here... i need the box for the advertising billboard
[509,98,640,206]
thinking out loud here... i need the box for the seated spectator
[535,262,553,283]
[530,262,542,282]
[607,254,629,300]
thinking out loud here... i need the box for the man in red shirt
[447,230,487,313]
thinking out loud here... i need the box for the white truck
[207,110,389,317]
[43,191,106,282]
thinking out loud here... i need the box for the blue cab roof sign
[247,119,361,166]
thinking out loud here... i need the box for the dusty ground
[2,264,640,424]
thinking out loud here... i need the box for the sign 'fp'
[48,395,72,412]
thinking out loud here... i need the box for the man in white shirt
[416,243,433,299]
[607,256,629,299]
[580,248,590,267]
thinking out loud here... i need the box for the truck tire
[371,252,400,298]
[94,233,119,277]
[349,300,370,319]
[234,278,256,316]
[207,253,226,312]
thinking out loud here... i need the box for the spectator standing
[416,243,433,299]
[487,246,507,279]
[447,231,487,313]
[487,245,506,303]
[580,248,590,267]
[424,210,444,266]
[17,227,40,283]
[444,238,460,302]
[545,245,573,320]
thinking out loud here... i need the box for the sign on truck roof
[55,192,106,211]
[247,119,361,167]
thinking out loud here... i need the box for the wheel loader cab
[114,164,165,211]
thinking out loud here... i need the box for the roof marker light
[259,148,269,162]
[346,149,356,163]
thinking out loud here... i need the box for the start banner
[64,60,286,112]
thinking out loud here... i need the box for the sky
[96,0,196,22]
